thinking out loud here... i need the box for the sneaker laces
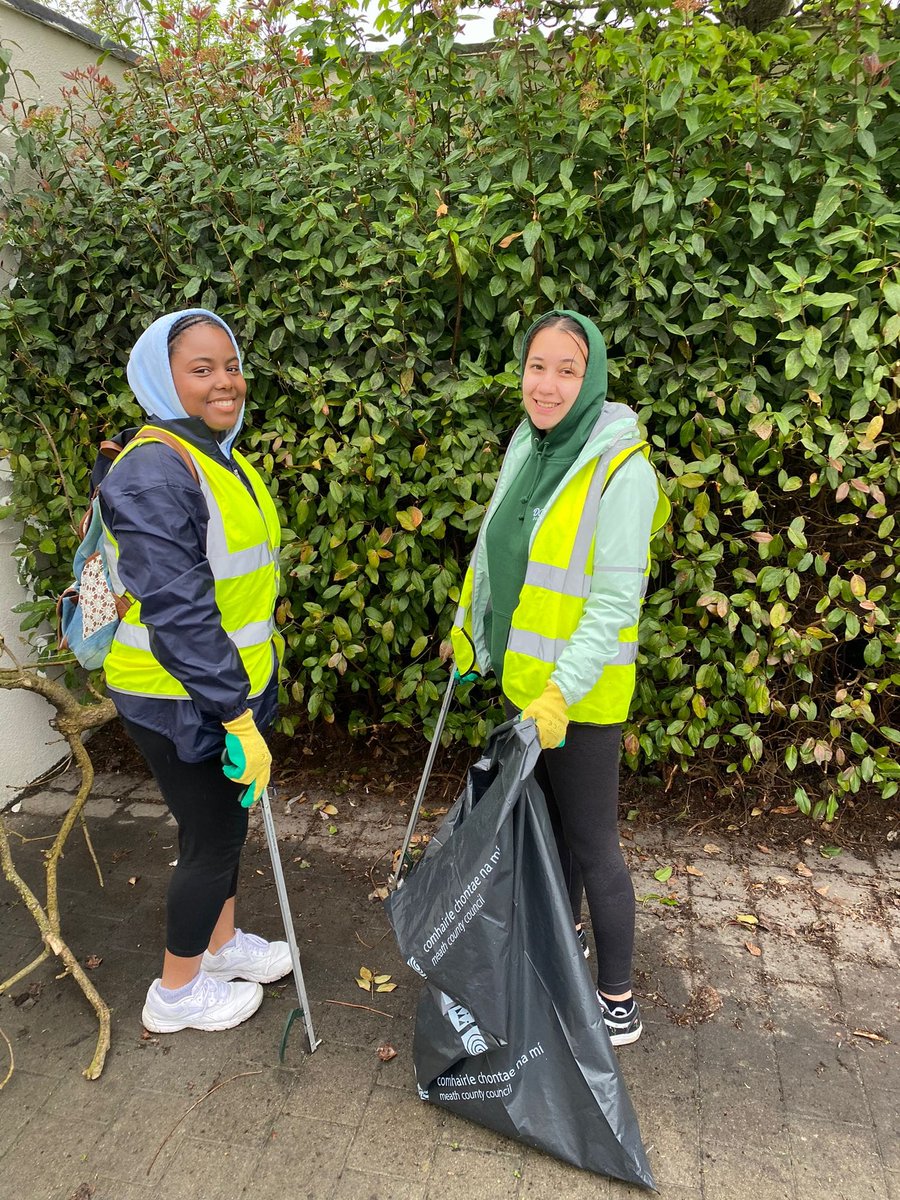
[232,929,269,956]
[190,973,232,1005]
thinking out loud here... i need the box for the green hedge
[1,0,898,816]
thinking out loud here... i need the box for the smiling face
[169,322,246,432]
[522,324,588,432]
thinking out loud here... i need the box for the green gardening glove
[222,709,271,808]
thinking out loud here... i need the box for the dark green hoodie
[484,310,609,684]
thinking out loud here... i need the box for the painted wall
[0,2,131,796]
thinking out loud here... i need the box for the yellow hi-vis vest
[452,439,669,724]
[101,428,281,700]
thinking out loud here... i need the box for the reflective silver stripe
[508,627,637,668]
[523,562,591,599]
[454,605,466,628]
[114,617,274,652]
[610,641,638,666]
[212,542,273,580]
[101,531,127,595]
[524,439,641,603]
[230,618,275,648]
[193,471,275,580]
[507,628,569,663]
[569,453,609,577]
[595,564,647,574]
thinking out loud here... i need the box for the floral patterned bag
[56,428,199,670]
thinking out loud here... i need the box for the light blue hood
[126,309,245,457]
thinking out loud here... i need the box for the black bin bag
[386,720,655,1190]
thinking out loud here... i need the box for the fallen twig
[146,1068,263,1176]
[324,999,394,1018]
[0,646,116,1078]
[79,812,104,889]
[0,1024,13,1090]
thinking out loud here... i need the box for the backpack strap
[133,426,201,485]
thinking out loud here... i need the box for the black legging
[506,700,633,994]
[535,722,634,995]
[122,718,248,958]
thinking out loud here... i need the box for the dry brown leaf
[735,913,759,926]
[84,954,102,970]
[368,886,389,902]
[771,805,795,815]
[499,231,523,248]
[756,844,771,854]
[795,862,813,877]
[376,982,398,993]
[745,942,762,957]
[321,804,338,816]
[815,885,831,896]
[127,876,139,886]
[703,843,721,855]
[377,1043,398,1062]
[436,202,448,217]
[685,865,704,877]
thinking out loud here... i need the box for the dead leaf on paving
[127,875,139,886]
[68,1185,94,1200]
[672,985,723,1028]
[702,843,721,855]
[685,865,704,877]
[745,942,762,957]
[84,954,102,970]
[795,862,813,877]
[368,886,389,902]
[377,1043,398,1062]
[735,914,759,926]
[356,966,398,994]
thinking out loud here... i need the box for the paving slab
[788,1117,890,1200]
[0,779,897,1200]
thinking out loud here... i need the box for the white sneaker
[141,972,263,1034]
[201,928,292,984]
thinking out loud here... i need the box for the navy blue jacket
[98,417,279,763]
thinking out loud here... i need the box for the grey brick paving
[1,776,897,1200]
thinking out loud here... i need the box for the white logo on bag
[439,994,489,1055]
[417,1084,430,1100]
[407,956,427,978]
[461,1027,489,1055]
[445,1002,476,1033]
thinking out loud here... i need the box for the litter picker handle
[259,788,321,1054]
[391,669,457,888]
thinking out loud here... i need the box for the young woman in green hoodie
[451,310,669,1046]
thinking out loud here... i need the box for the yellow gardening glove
[521,681,569,750]
[222,709,271,808]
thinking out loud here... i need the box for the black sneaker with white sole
[576,926,590,959]
[597,992,643,1046]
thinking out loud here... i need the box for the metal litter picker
[259,787,321,1059]
[391,671,457,889]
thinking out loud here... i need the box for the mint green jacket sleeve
[550,452,660,708]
